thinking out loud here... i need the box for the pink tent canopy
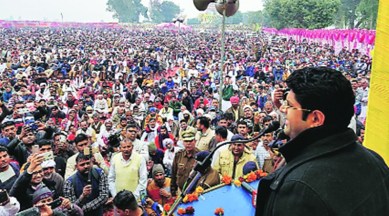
[0,20,120,28]
[263,28,375,56]
[155,22,192,31]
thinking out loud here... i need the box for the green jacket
[169,101,183,113]
[222,85,234,101]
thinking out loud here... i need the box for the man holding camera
[16,186,82,216]
[10,153,59,211]
[7,124,38,165]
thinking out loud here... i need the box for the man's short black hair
[126,123,138,130]
[224,112,234,121]
[113,190,138,211]
[197,116,210,129]
[237,120,248,127]
[0,146,8,153]
[218,114,228,122]
[215,126,228,139]
[262,115,273,124]
[36,139,52,148]
[74,133,89,144]
[76,152,90,163]
[1,121,15,130]
[286,67,355,128]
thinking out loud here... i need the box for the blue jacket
[2,91,12,102]
[166,81,175,90]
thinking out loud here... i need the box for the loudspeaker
[193,0,216,11]
[215,0,239,17]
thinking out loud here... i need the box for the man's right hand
[272,88,284,109]
[18,125,29,140]
[27,154,44,174]
[82,185,92,197]
[36,204,53,216]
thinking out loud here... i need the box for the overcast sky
[0,0,263,22]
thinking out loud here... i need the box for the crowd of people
[0,26,373,215]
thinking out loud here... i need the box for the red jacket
[154,133,175,151]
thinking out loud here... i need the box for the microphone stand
[167,121,280,215]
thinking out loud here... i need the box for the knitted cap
[149,142,157,153]
[32,186,53,204]
[152,164,165,178]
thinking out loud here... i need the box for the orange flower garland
[256,169,268,177]
[163,204,171,213]
[177,208,186,215]
[214,207,224,215]
[245,172,258,182]
[195,186,204,194]
[182,186,203,204]
[233,179,242,187]
[177,206,195,215]
[238,169,269,183]
[221,175,232,185]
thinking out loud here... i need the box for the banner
[364,1,389,164]
[0,20,120,28]
[263,28,376,56]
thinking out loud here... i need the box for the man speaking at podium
[256,67,389,216]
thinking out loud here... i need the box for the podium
[174,180,260,215]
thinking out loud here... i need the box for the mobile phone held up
[0,190,9,205]
[48,198,62,209]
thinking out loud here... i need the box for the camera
[0,190,9,205]
[281,88,290,101]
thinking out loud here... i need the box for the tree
[355,0,379,29]
[338,0,361,29]
[107,0,148,23]
[149,0,181,23]
[264,0,340,29]
[187,18,201,25]
[242,11,263,25]
[225,11,243,24]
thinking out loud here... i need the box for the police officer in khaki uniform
[171,130,200,196]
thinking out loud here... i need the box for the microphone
[268,129,288,149]
[260,121,280,135]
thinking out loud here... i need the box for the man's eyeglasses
[280,100,312,113]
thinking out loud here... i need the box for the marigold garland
[245,171,258,182]
[214,207,224,215]
[195,186,204,194]
[238,169,268,183]
[177,208,186,215]
[233,179,242,187]
[221,175,232,185]
[177,206,195,215]
[182,186,203,204]
[163,204,171,212]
